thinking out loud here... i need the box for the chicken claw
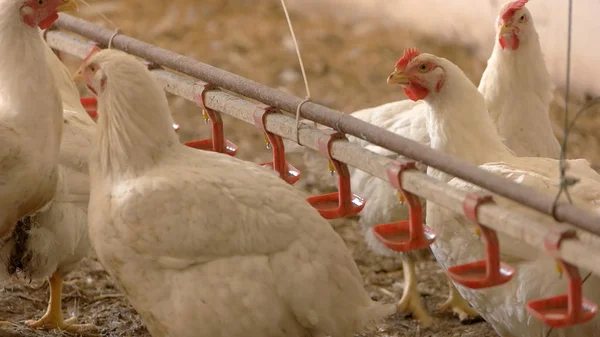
[396,258,434,326]
[439,280,481,322]
[26,315,96,332]
[24,272,97,332]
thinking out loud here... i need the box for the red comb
[396,48,420,70]
[83,45,102,63]
[501,0,528,21]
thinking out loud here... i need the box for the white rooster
[0,0,78,242]
[0,30,96,332]
[78,49,395,337]
[387,48,600,337]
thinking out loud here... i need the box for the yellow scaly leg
[439,278,481,322]
[396,257,434,326]
[24,272,97,332]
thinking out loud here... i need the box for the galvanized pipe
[45,30,600,276]
[51,14,600,236]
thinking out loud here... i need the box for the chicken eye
[89,65,96,72]
[38,0,45,5]
[519,14,526,22]
[417,64,429,72]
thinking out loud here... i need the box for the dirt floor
[1,0,599,336]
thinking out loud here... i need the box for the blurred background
[1,1,598,336]
[71,0,600,169]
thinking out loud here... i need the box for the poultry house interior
[0,0,599,336]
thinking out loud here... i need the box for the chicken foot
[396,257,434,326]
[438,279,481,322]
[24,272,97,332]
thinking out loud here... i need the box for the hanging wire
[566,97,600,131]
[279,0,314,145]
[79,0,121,50]
[546,0,598,335]
[550,0,577,221]
[79,0,119,30]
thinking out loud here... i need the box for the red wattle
[511,32,520,50]
[403,82,430,101]
[499,32,520,51]
[22,14,35,28]
[38,12,59,30]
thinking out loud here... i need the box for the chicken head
[387,48,446,101]
[497,0,534,51]
[75,59,105,96]
[20,0,78,30]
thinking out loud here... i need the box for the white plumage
[388,49,600,337]
[337,0,563,325]
[346,104,441,324]
[82,49,394,337]
[0,33,95,332]
[478,0,561,159]
[0,0,66,240]
[347,103,428,241]
[349,0,560,253]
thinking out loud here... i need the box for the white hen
[387,49,600,337]
[0,32,95,332]
[0,0,78,241]
[340,0,563,324]
[346,105,444,325]
[79,49,394,337]
[478,0,561,159]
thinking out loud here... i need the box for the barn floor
[1,0,599,336]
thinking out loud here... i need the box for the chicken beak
[498,23,513,36]
[72,65,85,83]
[387,69,410,85]
[56,0,79,12]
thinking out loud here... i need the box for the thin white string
[279,0,314,144]
[108,28,121,49]
[295,98,311,144]
[79,0,121,50]
[79,0,119,29]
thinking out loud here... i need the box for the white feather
[420,51,600,337]
[85,50,395,337]
[478,3,561,159]
[0,2,64,239]
[0,38,95,283]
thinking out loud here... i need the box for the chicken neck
[0,10,63,157]
[92,65,179,179]
[423,79,513,183]
[478,35,559,159]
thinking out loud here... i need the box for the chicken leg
[438,279,481,322]
[24,272,97,332]
[396,257,434,326]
